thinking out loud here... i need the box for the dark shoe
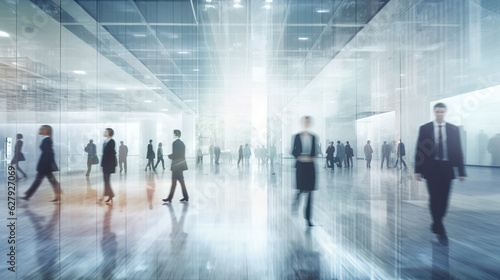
[105,197,112,203]
[307,220,314,227]
[85,174,89,176]
[51,198,60,203]
[106,198,113,205]
[20,196,29,201]
[180,198,189,202]
[162,198,171,203]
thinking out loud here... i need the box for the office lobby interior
[1,0,500,279]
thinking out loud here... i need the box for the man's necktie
[438,125,443,160]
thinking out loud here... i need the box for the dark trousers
[366,159,372,168]
[86,162,92,175]
[326,157,334,169]
[215,154,220,165]
[347,156,353,167]
[25,171,61,198]
[103,172,114,198]
[119,158,127,172]
[426,162,452,232]
[394,156,407,168]
[294,190,312,221]
[154,157,165,170]
[167,171,188,200]
[145,158,155,171]
[237,155,243,165]
[381,154,390,168]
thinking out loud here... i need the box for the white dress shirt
[433,120,448,161]
[300,133,313,156]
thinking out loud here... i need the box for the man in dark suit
[85,139,97,176]
[163,130,189,203]
[345,141,353,167]
[415,103,466,246]
[145,139,156,172]
[292,116,317,227]
[381,141,390,169]
[22,125,61,202]
[325,141,335,170]
[119,141,128,173]
[214,145,221,165]
[101,128,117,204]
[394,139,408,169]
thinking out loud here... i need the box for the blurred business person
[269,144,277,166]
[336,141,344,168]
[237,145,244,166]
[85,139,97,176]
[214,145,221,165]
[11,133,27,179]
[163,130,189,203]
[22,125,61,202]
[292,116,317,227]
[101,128,117,205]
[488,133,500,167]
[196,146,204,165]
[119,141,128,173]
[394,139,408,169]
[154,142,165,171]
[145,139,156,172]
[381,141,390,169]
[326,141,335,170]
[415,103,466,246]
[345,141,354,167]
[364,140,373,168]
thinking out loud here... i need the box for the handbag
[90,155,99,165]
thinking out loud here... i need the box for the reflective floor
[2,158,500,279]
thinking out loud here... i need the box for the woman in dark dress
[101,128,117,205]
[292,116,317,227]
[11,133,27,179]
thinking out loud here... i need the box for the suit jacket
[85,143,97,157]
[101,139,117,174]
[37,137,57,173]
[326,146,335,159]
[146,143,155,159]
[292,133,316,166]
[119,145,128,159]
[415,122,466,179]
[345,144,353,157]
[397,142,406,157]
[169,139,188,172]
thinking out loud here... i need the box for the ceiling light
[73,70,86,75]
[0,31,10,37]
[144,100,152,103]
[206,0,212,2]
[298,37,309,41]
[234,0,240,2]
[133,34,146,37]
[263,5,271,9]
[316,9,330,13]
[178,51,189,54]
[234,4,243,8]
[116,87,126,90]
[266,0,273,2]
[11,62,16,65]
[161,109,169,111]
[193,69,200,72]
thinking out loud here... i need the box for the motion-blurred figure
[326,141,335,170]
[163,130,189,203]
[262,145,268,165]
[145,139,156,172]
[364,140,373,168]
[119,141,128,173]
[380,141,390,169]
[394,139,408,169]
[22,125,61,202]
[196,146,203,165]
[11,133,27,179]
[214,145,221,165]
[292,116,317,227]
[345,141,354,167]
[415,103,466,246]
[154,142,165,170]
[85,139,97,176]
[243,144,251,165]
[336,141,345,168]
[488,133,500,167]
[101,128,116,205]
[477,130,488,165]
[237,145,243,166]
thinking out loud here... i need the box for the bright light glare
[73,70,86,75]
[0,31,10,37]
[116,87,126,90]
[298,37,309,41]
[144,100,152,103]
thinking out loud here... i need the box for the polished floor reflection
[3,158,500,279]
